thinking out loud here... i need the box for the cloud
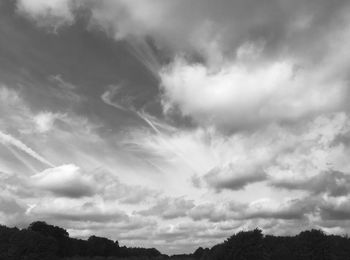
[31,198,128,223]
[31,164,95,198]
[189,203,229,223]
[137,197,195,220]
[240,198,315,220]
[19,0,350,53]
[204,163,267,191]
[33,112,63,133]
[16,0,75,31]
[320,196,350,220]
[0,196,25,215]
[91,169,160,204]
[101,84,135,111]
[125,112,350,196]
[0,196,27,226]
[15,1,350,134]
[160,55,346,131]
[188,197,315,222]
[271,171,350,197]
[14,0,350,64]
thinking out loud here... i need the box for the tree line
[191,229,350,260]
[0,221,162,260]
[1,221,350,259]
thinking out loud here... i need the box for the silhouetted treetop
[28,221,69,239]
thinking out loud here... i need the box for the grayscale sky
[1,0,350,254]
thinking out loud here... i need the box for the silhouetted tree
[297,229,332,260]
[224,228,265,260]
[28,221,69,239]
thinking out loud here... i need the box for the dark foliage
[28,221,69,239]
[1,222,350,259]
[196,228,350,260]
[0,222,162,260]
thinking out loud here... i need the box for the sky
[1,0,350,255]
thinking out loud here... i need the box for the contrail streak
[0,131,55,168]
[136,111,163,135]
[3,143,38,174]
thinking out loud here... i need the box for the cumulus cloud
[320,196,350,220]
[16,0,75,30]
[240,197,315,220]
[160,53,346,131]
[31,164,95,198]
[188,197,315,222]
[30,198,128,223]
[189,203,229,223]
[271,171,350,197]
[204,163,266,191]
[128,112,350,193]
[91,169,160,204]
